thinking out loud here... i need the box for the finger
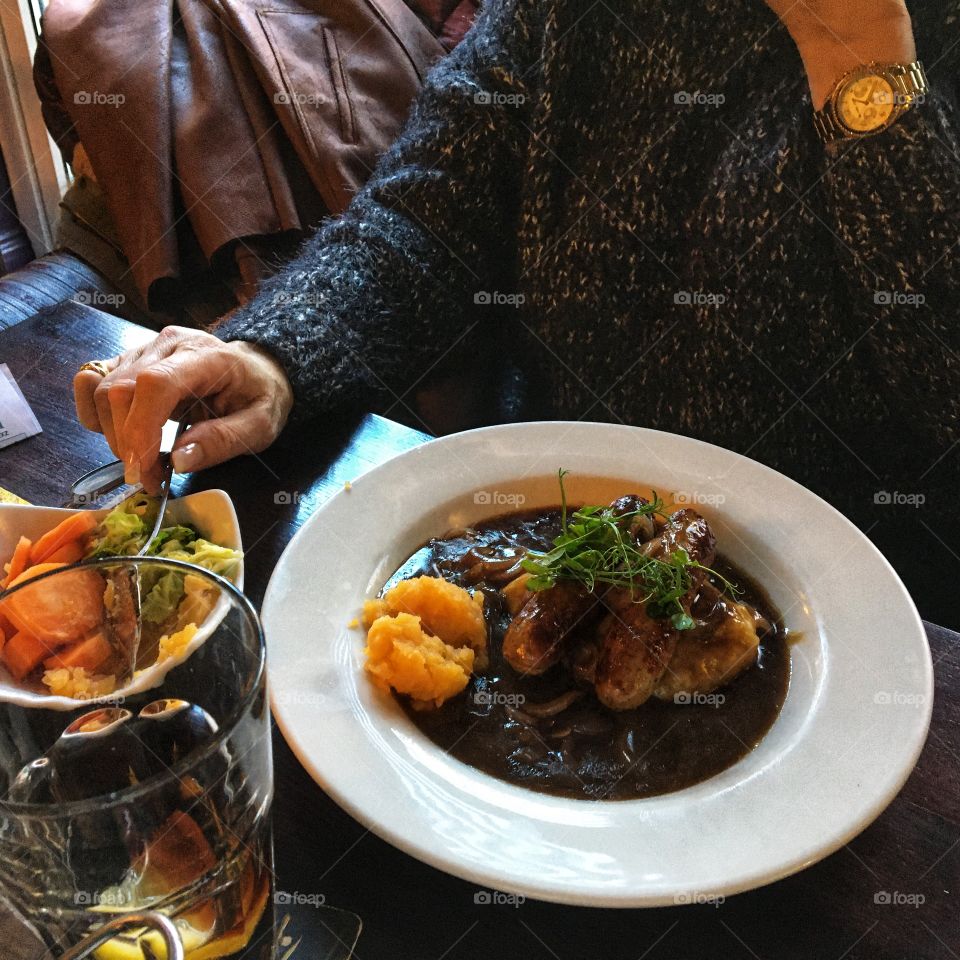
[107,379,137,480]
[74,357,121,432]
[133,413,209,497]
[136,404,213,495]
[170,404,274,474]
[137,456,167,496]
[124,349,236,479]
[85,326,192,437]
[93,378,121,458]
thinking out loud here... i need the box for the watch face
[837,73,897,132]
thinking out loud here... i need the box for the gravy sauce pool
[385,507,791,800]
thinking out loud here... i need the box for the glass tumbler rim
[0,556,266,819]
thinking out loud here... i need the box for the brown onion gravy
[386,507,790,800]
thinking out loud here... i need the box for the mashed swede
[363,575,487,669]
[365,613,474,708]
[42,667,116,700]
[362,576,488,708]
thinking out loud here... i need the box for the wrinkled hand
[762,0,916,108]
[74,327,294,492]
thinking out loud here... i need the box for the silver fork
[67,421,187,519]
[136,447,176,557]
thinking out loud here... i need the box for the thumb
[170,407,272,474]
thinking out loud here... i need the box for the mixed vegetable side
[0,497,241,693]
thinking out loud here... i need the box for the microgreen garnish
[520,470,738,631]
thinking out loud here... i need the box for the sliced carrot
[0,624,5,654]
[43,629,113,673]
[1,561,66,593]
[1,536,33,589]
[0,562,66,633]
[45,540,86,565]
[4,562,65,583]
[29,512,99,565]
[0,563,102,646]
[2,631,59,681]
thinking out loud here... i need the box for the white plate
[0,490,243,710]
[262,422,932,907]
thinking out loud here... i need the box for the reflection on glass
[0,559,273,959]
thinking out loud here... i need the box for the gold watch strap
[813,61,928,144]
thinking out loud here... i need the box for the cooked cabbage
[87,497,242,625]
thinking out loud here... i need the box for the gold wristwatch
[813,61,928,143]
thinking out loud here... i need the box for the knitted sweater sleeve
[217,0,538,420]
[817,45,960,430]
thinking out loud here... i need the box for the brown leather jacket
[34,0,477,313]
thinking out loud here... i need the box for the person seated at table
[75,0,959,613]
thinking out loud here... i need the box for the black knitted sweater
[220,0,960,624]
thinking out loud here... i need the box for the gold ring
[79,360,111,378]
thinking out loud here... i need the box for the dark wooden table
[1,303,958,960]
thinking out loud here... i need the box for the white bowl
[261,422,932,907]
[0,490,243,710]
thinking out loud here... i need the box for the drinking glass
[0,558,273,959]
